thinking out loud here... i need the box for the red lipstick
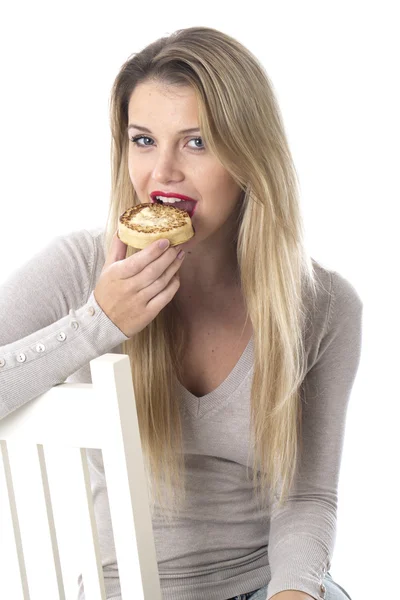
[149,191,198,218]
[150,191,197,202]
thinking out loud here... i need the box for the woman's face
[127,80,243,249]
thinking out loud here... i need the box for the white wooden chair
[0,353,162,600]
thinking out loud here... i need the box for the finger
[119,238,175,279]
[139,251,184,300]
[146,273,181,313]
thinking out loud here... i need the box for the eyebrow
[127,123,201,135]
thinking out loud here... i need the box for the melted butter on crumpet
[129,206,172,228]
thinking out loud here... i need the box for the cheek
[127,153,135,183]
[128,155,150,189]
[206,174,241,206]
[127,161,142,189]
[128,164,134,184]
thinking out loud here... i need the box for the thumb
[102,230,127,272]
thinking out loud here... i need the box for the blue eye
[130,135,153,147]
[187,137,205,150]
[129,135,205,151]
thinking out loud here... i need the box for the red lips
[149,191,198,202]
[149,191,198,219]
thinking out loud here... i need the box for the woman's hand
[94,232,185,338]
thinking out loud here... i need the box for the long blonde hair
[104,26,320,520]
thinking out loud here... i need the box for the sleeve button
[87,306,95,316]
[0,358,6,367]
[320,583,326,595]
[56,332,67,341]
[36,343,46,353]
[17,352,27,363]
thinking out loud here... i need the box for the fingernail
[158,239,170,250]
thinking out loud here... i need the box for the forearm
[269,592,316,600]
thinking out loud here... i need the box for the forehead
[128,81,199,121]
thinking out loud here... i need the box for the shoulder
[82,226,107,285]
[41,226,100,260]
[58,225,105,255]
[305,258,363,369]
[59,226,107,291]
[33,226,107,300]
[311,257,363,318]
[82,226,106,254]
[50,225,106,272]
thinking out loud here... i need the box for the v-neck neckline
[176,335,254,419]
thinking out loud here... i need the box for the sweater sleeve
[0,228,130,420]
[266,270,363,600]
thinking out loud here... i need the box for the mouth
[149,191,198,219]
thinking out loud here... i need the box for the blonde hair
[104,26,320,521]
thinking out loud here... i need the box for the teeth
[155,196,182,203]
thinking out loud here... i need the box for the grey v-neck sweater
[0,227,363,600]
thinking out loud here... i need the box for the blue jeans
[226,572,352,600]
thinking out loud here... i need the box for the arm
[266,269,363,600]
[0,228,129,419]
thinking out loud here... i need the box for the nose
[151,150,183,185]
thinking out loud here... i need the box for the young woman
[0,27,362,600]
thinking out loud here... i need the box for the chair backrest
[0,353,162,600]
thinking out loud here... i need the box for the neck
[174,248,243,322]
[179,205,242,293]
[178,247,240,293]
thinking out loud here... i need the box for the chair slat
[91,355,162,600]
[0,354,162,599]
[36,444,66,599]
[0,439,29,599]
[42,444,100,599]
[67,446,107,600]
[2,440,62,599]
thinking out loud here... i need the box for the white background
[0,1,399,598]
